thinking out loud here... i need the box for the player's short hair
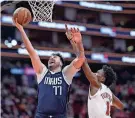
[102,65,117,87]
[52,53,65,68]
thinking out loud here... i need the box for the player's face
[48,55,62,69]
[96,69,105,83]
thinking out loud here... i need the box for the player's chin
[48,63,55,68]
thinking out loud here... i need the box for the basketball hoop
[28,0,56,22]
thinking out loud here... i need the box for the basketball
[13,7,32,26]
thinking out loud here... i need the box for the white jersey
[88,83,113,118]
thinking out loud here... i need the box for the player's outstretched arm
[65,25,100,88]
[112,94,124,110]
[70,28,85,69]
[65,25,79,56]
[13,18,45,75]
[62,25,85,84]
[82,60,101,88]
[65,24,85,69]
[65,29,78,56]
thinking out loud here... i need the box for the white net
[28,0,55,22]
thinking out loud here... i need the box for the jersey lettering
[44,76,63,95]
[44,77,62,85]
[101,92,112,102]
[88,84,112,118]
[37,71,69,114]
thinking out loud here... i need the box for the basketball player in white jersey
[65,26,124,118]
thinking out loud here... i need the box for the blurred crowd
[1,60,135,118]
[1,1,135,118]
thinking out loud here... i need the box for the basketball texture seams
[13,7,32,26]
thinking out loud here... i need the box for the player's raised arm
[65,25,79,56]
[65,25,100,88]
[69,27,85,69]
[82,60,101,88]
[62,25,85,84]
[112,94,124,110]
[13,18,45,76]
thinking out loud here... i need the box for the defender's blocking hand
[65,24,73,40]
[65,24,82,44]
[70,27,82,44]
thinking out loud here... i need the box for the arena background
[1,1,135,118]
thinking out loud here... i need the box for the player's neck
[49,66,61,73]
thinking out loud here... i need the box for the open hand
[65,24,73,40]
[65,24,82,44]
[70,27,82,44]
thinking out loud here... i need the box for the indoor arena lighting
[100,27,116,37]
[55,1,62,4]
[18,48,71,58]
[10,68,24,75]
[122,56,135,63]
[91,53,108,63]
[11,40,17,46]
[0,0,5,2]
[127,46,134,52]
[4,39,13,48]
[18,48,29,55]
[4,40,9,45]
[79,2,123,11]
[38,22,86,31]
[130,31,135,36]
[91,53,104,60]
[2,15,13,23]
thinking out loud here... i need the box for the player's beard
[48,63,61,71]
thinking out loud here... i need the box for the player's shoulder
[101,83,112,93]
[101,83,107,89]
